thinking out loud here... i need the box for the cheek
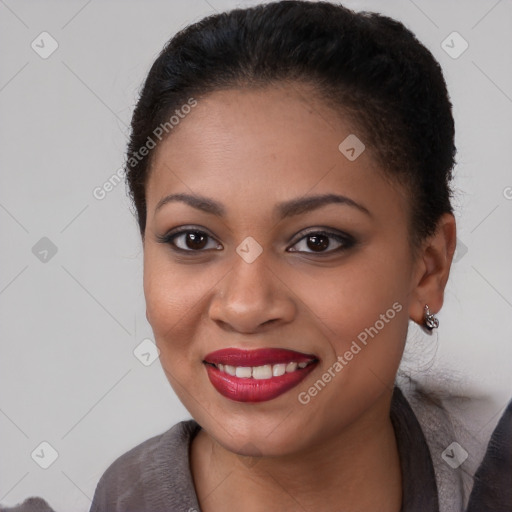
[143,271,203,401]
[288,250,411,368]
[142,247,227,376]
[341,281,409,386]
[143,251,199,356]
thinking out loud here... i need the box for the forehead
[146,85,407,225]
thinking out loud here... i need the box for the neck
[191,390,402,512]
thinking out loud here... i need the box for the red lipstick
[203,348,319,403]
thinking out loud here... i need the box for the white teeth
[272,363,286,377]
[285,362,298,373]
[215,361,313,379]
[224,365,236,376]
[235,366,252,378]
[252,364,273,379]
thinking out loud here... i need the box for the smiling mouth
[203,347,319,402]
[204,359,316,379]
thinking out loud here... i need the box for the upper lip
[203,347,318,367]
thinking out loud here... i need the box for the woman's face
[143,84,419,456]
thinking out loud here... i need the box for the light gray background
[1,0,511,510]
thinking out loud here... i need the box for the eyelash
[156,226,356,256]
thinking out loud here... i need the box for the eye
[156,227,222,252]
[157,226,356,256]
[287,229,355,255]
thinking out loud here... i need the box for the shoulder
[0,497,56,512]
[397,376,511,510]
[466,396,512,511]
[397,375,501,456]
[93,419,200,479]
[89,419,201,512]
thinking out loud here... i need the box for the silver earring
[423,304,439,331]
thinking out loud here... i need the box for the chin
[200,407,318,457]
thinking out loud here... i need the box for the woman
[3,1,509,511]
[87,1,512,511]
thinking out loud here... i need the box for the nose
[208,250,296,334]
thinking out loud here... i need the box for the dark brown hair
[125,0,456,253]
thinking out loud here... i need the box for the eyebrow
[154,192,372,219]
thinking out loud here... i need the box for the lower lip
[204,362,318,403]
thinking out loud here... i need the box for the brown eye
[182,231,208,250]
[288,230,355,255]
[305,233,330,252]
[157,228,222,252]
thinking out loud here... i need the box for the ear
[408,213,457,326]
